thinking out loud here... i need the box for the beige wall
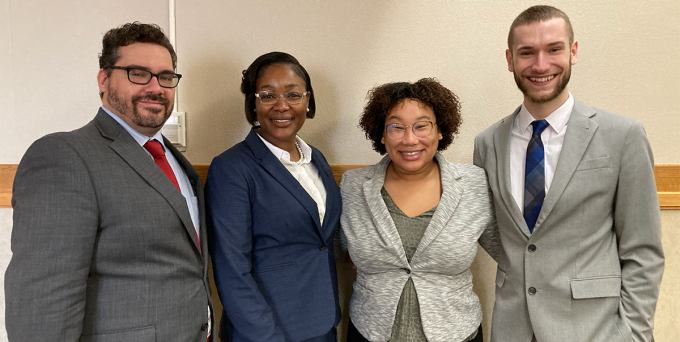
[1,1,678,341]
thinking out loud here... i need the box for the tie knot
[531,120,550,136]
[144,139,165,158]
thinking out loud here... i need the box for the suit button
[402,268,411,274]
[318,243,326,251]
[528,244,536,252]
[528,287,537,295]
[201,323,209,331]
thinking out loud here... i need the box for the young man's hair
[508,5,574,52]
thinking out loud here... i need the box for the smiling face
[255,63,309,151]
[381,99,442,175]
[506,17,578,112]
[97,42,175,137]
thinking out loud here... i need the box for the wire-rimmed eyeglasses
[255,91,310,105]
[385,121,436,140]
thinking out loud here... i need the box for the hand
[345,256,357,270]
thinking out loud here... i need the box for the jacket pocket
[495,268,506,288]
[576,156,611,171]
[253,261,295,273]
[80,326,155,342]
[570,275,621,299]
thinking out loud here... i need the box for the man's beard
[514,63,571,104]
[106,86,172,129]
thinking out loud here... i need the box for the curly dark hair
[359,78,462,155]
[240,52,316,126]
[99,22,176,73]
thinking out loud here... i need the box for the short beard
[106,86,172,129]
[514,63,571,104]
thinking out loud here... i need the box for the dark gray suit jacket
[474,98,664,342]
[5,109,213,341]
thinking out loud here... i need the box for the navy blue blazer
[206,129,341,342]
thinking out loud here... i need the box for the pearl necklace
[294,140,305,165]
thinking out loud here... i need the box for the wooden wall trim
[0,164,15,209]
[2,164,679,209]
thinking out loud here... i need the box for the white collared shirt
[257,134,327,225]
[510,93,574,216]
[101,106,201,239]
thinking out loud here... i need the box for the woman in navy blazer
[206,52,341,342]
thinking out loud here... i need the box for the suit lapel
[94,110,201,255]
[363,156,410,268]
[164,137,204,255]
[412,153,462,260]
[535,99,598,231]
[311,149,340,240]
[494,108,532,237]
[245,130,323,234]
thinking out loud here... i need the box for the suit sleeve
[473,136,501,261]
[332,174,350,259]
[205,157,286,342]
[5,135,98,341]
[477,183,501,262]
[614,121,664,342]
[473,136,484,168]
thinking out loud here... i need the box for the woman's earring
[306,108,310,112]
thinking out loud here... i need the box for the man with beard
[474,5,663,342]
[5,22,213,341]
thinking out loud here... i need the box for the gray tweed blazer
[340,152,500,342]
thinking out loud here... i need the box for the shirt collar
[257,133,313,165]
[101,105,166,150]
[517,92,574,134]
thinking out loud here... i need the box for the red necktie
[143,140,201,253]
[144,140,181,191]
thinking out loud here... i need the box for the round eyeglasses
[255,91,310,105]
[385,121,435,140]
[109,66,182,88]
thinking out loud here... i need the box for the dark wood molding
[2,164,679,209]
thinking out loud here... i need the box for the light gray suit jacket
[340,153,500,342]
[473,98,664,342]
[5,109,213,341]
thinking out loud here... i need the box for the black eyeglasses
[108,66,182,88]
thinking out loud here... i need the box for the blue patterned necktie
[524,120,550,233]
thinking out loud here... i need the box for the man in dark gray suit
[5,22,213,341]
[474,5,664,342]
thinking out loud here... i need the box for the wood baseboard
[2,164,678,209]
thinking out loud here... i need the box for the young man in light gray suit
[5,23,213,341]
[473,6,664,342]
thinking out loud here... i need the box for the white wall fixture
[162,111,186,151]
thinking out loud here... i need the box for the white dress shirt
[101,106,201,239]
[510,93,574,219]
[257,134,327,225]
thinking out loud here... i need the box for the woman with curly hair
[340,78,500,342]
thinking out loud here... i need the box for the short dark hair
[99,22,176,71]
[98,22,176,98]
[240,52,316,126]
[508,5,574,52]
[359,78,462,155]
